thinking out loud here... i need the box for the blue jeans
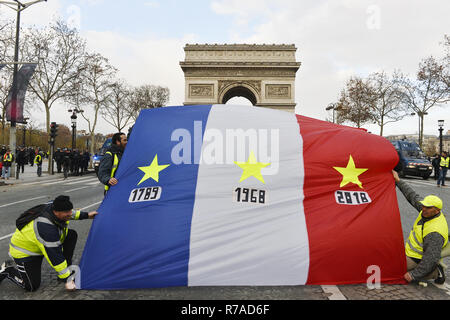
[2,166,10,179]
[438,167,448,186]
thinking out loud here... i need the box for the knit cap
[53,196,73,212]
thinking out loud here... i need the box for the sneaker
[0,260,15,283]
[435,264,446,285]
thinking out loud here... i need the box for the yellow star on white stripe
[235,151,270,184]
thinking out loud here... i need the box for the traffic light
[50,122,59,140]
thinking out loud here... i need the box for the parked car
[93,138,112,175]
[391,140,433,180]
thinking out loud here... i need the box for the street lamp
[438,120,445,155]
[326,103,338,124]
[22,117,29,146]
[0,0,47,178]
[68,109,83,150]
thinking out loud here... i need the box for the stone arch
[180,44,301,112]
[219,82,259,105]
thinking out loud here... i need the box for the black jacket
[16,204,89,274]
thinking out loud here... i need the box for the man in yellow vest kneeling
[0,196,98,292]
[394,171,448,284]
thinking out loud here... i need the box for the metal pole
[22,124,26,146]
[9,3,21,178]
[50,143,54,175]
[72,122,76,150]
[440,127,443,156]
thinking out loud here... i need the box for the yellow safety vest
[3,154,12,162]
[440,157,450,168]
[9,209,82,279]
[105,151,119,192]
[34,155,42,164]
[405,212,448,260]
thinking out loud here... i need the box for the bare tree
[367,71,408,136]
[128,84,170,121]
[100,79,133,132]
[0,18,14,62]
[22,19,86,135]
[336,76,376,128]
[399,56,450,148]
[440,34,450,93]
[76,52,117,157]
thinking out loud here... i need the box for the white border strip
[321,285,347,300]
[0,196,48,209]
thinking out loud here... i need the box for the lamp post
[68,109,83,150]
[0,0,47,178]
[326,103,337,124]
[22,117,29,146]
[439,120,445,155]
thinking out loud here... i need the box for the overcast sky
[1,0,449,137]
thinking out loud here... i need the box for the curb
[0,170,97,187]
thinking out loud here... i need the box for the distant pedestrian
[1,149,14,180]
[28,147,35,166]
[34,151,43,177]
[81,150,90,175]
[62,148,71,179]
[55,148,63,173]
[432,154,440,180]
[437,151,449,187]
[17,146,27,174]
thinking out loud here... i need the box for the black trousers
[5,229,77,292]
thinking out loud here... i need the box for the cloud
[144,1,160,9]
[3,0,449,137]
[211,0,450,135]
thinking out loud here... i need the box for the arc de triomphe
[180,44,301,111]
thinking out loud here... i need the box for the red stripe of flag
[297,115,407,285]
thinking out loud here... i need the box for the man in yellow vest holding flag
[393,171,448,284]
[98,132,128,195]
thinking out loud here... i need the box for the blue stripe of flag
[80,105,212,289]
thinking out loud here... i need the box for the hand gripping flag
[79,105,406,290]
[6,64,37,123]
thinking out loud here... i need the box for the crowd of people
[54,148,91,177]
[0,145,91,179]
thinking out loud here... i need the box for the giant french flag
[79,105,406,290]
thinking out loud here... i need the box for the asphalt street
[1,163,450,300]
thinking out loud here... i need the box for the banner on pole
[6,64,37,123]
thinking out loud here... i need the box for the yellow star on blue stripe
[138,155,170,185]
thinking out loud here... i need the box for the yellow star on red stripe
[333,155,368,189]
